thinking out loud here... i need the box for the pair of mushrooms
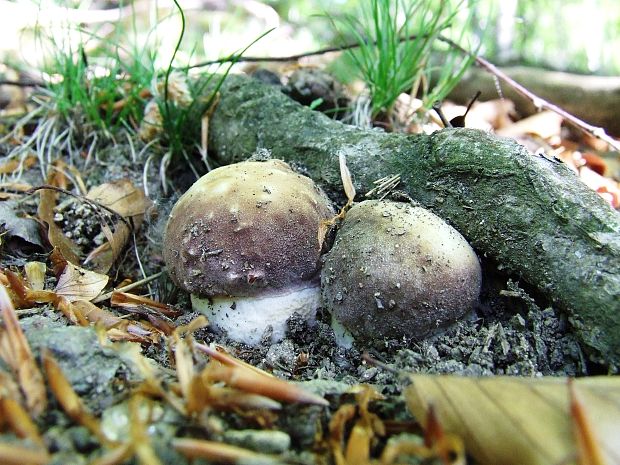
[164,159,481,347]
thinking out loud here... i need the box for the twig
[92,271,164,303]
[437,36,620,152]
[185,34,620,151]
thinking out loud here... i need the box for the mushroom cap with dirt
[321,199,482,347]
[163,159,334,345]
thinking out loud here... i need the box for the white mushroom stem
[191,284,321,346]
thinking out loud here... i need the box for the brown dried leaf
[0,284,47,416]
[37,170,80,263]
[496,111,563,139]
[72,300,125,329]
[54,262,108,302]
[173,437,285,465]
[172,333,195,408]
[0,397,44,446]
[404,374,620,465]
[72,299,158,343]
[85,180,149,272]
[206,386,281,411]
[205,363,328,406]
[0,155,37,175]
[196,342,275,376]
[110,291,180,317]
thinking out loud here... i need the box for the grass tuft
[326,0,479,123]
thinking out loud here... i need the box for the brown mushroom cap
[163,159,334,299]
[321,200,482,345]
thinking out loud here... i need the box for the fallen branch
[207,75,620,370]
[186,35,620,151]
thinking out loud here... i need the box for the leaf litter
[1,66,619,465]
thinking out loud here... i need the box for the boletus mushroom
[321,200,482,347]
[163,159,334,345]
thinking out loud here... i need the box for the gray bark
[208,75,620,370]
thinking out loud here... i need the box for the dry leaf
[204,363,329,406]
[24,261,46,291]
[85,180,149,272]
[0,397,44,446]
[110,291,179,317]
[339,152,356,205]
[496,111,563,139]
[404,374,620,465]
[0,284,47,416]
[37,185,81,264]
[0,155,36,175]
[0,200,43,247]
[173,437,285,465]
[54,262,108,302]
[72,300,158,343]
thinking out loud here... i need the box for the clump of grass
[12,0,271,182]
[327,0,478,125]
[42,40,156,138]
[157,0,273,174]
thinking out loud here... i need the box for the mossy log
[208,75,620,370]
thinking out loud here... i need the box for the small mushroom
[163,159,334,345]
[321,200,482,347]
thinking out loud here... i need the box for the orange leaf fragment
[405,374,620,465]
[0,284,47,416]
[0,397,44,446]
[111,291,179,317]
[569,379,606,465]
[0,155,36,175]
[173,437,283,464]
[205,363,329,406]
[37,184,81,265]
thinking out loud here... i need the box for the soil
[0,73,592,464]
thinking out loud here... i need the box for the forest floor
[1,65,619,464]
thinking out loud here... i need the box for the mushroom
[321,200,482,347]
[163,159,334,345]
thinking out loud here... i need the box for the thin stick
[92,271,163,303]
[439,37,620,151]
[185,34,620,151]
